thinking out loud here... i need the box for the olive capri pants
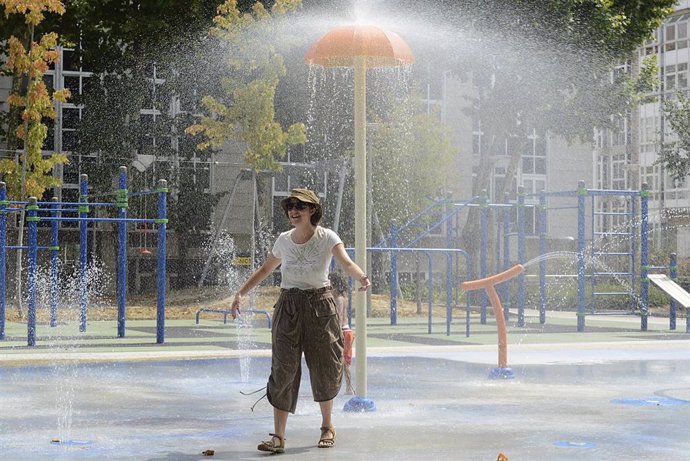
[266,287,344,414]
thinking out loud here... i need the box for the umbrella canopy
[305,24,415,68]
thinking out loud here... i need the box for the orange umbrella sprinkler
[306,24,414,411]
[462,264,525,379]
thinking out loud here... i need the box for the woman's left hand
[358,275,370,292]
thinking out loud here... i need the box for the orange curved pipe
[461,264,524,291]
[461,264,524,369]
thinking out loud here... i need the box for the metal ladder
[589,193,637,314]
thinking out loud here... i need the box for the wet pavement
[0,336,688,461]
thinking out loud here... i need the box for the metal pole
[79,174,89,332]
[480,191,488,324]
[156,179,168,344]
[353,56,369,401]
[640,182,649,331]
[50,197,59,327]
[669,252,677,331]
[517,186,525,327]
[389,221,398,326]
[426,251,433,334]
[27,197,38,346]
[198,170,245,288]
[117,166,128,338]
[539,190,547,324]
[502,192,511,320]
[445,251,452,336]
[0,182,7,340]
[577,180,587,332]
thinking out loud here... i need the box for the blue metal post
[425,251,433,334]
[502,192,511,320]
[517,186,526,327]
[27,197,39,346]
[640,182,649,331]
[445,251,452,336]
[117,166,128,338]
[79,174,89,332]
[480,191,488,324]
[446,195,454,324]
[50,197,59,327]
[577,180,587,332]
[669,252,677,331]
[0,182,6,340]
[539,190,547,324]
[156,179,168,344]
[0,182,9,340]
[389,221,398,326]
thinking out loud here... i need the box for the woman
[230,188,370,454]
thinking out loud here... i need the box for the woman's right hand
[231,293,242,319]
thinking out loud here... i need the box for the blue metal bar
[640,183,649,331]
[669,253,677,331]
[517,186,526,327]
[632,197,636,305]
[5,245,56,250]
[0,182,7,340]
[425,251,433,334]
[502,193,511,321]
[37,201,118,208]
[541,190,579,198]
[117,166,128,338]
[539,191,547,324]
[577,181,587,331]
[480,191,488,324]
[390,221,398,326]
[27,197,38,346]
[590,194,595,314]
[79,174,89,332]
[585,188,641,197]
[445,251,453,336]
[156,179,168,344]
[446,196,454,326]
[50,198,59,327]
[495,206,501,274]
[37,217,157,223]
[128,189,162,198]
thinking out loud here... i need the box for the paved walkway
[0,310,688,460]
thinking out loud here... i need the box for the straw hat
[280,188,323,224]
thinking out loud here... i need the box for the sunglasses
[285,201,311,211]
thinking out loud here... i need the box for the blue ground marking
[554,441,596,448]
[611,397,690,406]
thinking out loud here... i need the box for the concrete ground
[0,309,688,460]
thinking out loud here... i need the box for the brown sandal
[257,433,285,453]
[318,426,336,448]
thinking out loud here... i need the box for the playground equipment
[647,253,690,332]
[462,264,524,379]
[376,180,687,335]
[0,166,168,346]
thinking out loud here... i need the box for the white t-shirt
[272,226,343,289]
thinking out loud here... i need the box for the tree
[397,0,676,258]
[0,0,69,200]
[369,98,457,242]
[1,0,70,317]
[185,0,306,172]
[657,93,690,182]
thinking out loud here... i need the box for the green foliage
[0,0,69,200]
[657,92,690,182]
[186,0,306,172]
[370,96,458,238]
